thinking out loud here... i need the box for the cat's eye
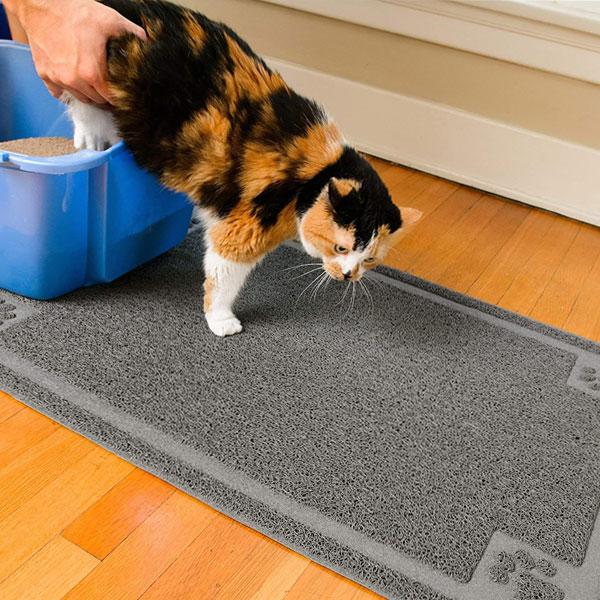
[364,257,376,263]
[334,244,348,254]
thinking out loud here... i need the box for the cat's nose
[343,271,352,280]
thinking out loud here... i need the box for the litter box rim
[0,40,127,174]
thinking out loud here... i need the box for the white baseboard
[261,0,600,85]
[267,56,600,228]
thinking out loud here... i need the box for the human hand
[3,0,146,105]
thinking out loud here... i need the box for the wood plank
[409,194,504,283]
[389,171,439,207]
[529,224,600,328]
[353,587,386,600]
[215,538,310,600]
[431,200,530,293]
[0,446,132,582]
[61,492,218,600]
[0,428,95,522]
[62,468,175,559]
[364,155,416,191]
[563,252,600,341]
[387,186,483,273]
[0,391,24,424]
[364,155,394,177]
[0,406,59,470]
[139,512,262,600]
[382,165,416,193]
[402,176,459,214]
[498,215,580,315]
[0,536,98,600]
[467,210,556,304]
[283,562,371,600]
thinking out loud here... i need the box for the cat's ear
[327,177,360,212]
[389,207,422,244]
[327,178,345,212]
[399,207,422,228]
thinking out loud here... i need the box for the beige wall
[181,0,600,150]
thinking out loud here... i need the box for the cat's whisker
[344,282,356,318]
[359,279,374,314]
[335,281,351,308]
[310,271,329,301]
[288,266,324,281]
[280,262,321,273]
[364,272,384,290]
[361,275,377,298]
[367,282,375,311]
[294,269,325,309]
[309,272,324,300]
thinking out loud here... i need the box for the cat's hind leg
[63,93,121,151]
[203,245,256,337]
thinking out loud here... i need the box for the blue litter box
[0,41,193,300]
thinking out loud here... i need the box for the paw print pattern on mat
[489,550,564,599]
[514,550,536,570]
[0,299,17,327]
[577,366,600,393]
[516,572,564,600]
[0,295,35,332]
[535,559,557,578]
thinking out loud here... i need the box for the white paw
[206,313,243,337]
[74,128,109,151]
[66,94,120,151]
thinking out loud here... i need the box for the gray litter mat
[1,230,599,600]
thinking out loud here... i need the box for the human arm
[3,0,146,104]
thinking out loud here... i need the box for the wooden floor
[2,159,600,599]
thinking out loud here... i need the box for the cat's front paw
[73,128,109,152]
[206,313,243,337]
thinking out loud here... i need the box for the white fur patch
[63,93,121,151]
[336,247,370,276]
[203,244,256,337]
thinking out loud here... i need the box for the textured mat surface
[1,230,600,600]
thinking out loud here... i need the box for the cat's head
[299,162,421,281]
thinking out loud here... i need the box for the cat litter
[0,136,77,157]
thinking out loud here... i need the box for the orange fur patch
[330,177,360,196]
[203,275,216,312]
[238,121,344,204]
[141,15,163,40]
[301,195,355,258]
[289,123,344,180]
[162,106,232,193]
[182,12,207,50]
[224,35,286,102]
[209,202,298,262]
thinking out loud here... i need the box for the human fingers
[119,18,147,41]
[43,79,64,100]
[61,85,93,104]
[70,77,109,105]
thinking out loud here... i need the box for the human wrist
[3,0,33,23]
[2,0,22,19]
[5,0,59,30]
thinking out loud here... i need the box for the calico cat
[65,0,421,336]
